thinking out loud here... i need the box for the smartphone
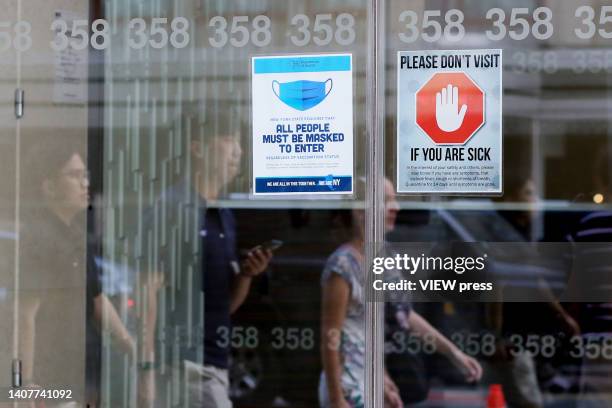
[241,240,284,257]
[260,239,283,251]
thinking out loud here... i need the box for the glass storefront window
[1,1,611,407]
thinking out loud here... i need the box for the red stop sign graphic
[415,72,484,145]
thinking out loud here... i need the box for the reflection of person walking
[567,150,612,399]
[320,179,482,408]
[18,141,136,407]
[154,108,273,408]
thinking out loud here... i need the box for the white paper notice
[52,10,88,105]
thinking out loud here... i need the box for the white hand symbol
[435,84,468,132]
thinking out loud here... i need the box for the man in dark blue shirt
[151,107,272,408]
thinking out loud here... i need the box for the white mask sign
[252,54,354,196]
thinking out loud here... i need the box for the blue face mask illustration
[272,79,333,111]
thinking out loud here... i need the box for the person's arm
[526,251,580,336]
[384,370,403,408]
[320,273,351,408]
[18,295,40,385]
[407,311,482,382]
[547,299,580,336]
[230,248,272,314]
[230,275,253,315]
[139,273,162,363]
[137,274,162,408]
[484,302,504,336]
[94,294,135,357]
[536,276,580,336]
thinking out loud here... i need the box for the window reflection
[1,1,611,407]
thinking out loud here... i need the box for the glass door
[0,0,18,393]
[380,0,612,407]
[101,1,371,407]
[10,0,92,403]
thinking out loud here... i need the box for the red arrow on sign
[415,72,485,145]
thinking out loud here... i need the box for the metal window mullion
[365,0,386,407]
